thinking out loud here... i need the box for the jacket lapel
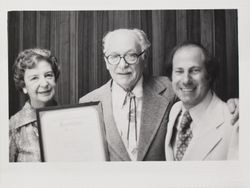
[165,103,182,161]
[183,126,223,160]
[183,95,225,160]
[137,78,170,161]
[101,81,130,161]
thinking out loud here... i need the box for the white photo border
[1,0,250,187]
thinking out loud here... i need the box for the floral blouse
[9,101,41,162]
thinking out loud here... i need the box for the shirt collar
[112,76,143,108]
[10,101,37,130]
[181,90,213,130]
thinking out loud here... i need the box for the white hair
[102,28,151,54]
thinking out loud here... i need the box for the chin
[180,96,194,104]
[39,96,53,104]
[117,81,131,89]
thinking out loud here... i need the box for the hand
[227,98,239,125]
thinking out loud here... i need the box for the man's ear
[23,87,28,94]
[143,51,148,60]
[104,57,110,70]
[143,52,148,69]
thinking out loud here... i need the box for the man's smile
[180,87,196,92]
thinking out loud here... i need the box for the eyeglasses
[104,51,145,65]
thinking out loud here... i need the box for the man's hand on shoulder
[227,98,239,125]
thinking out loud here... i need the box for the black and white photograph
[8,10,239,162]
[1,0,250,187]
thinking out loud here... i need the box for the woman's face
[23,60,56,108]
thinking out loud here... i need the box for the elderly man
[80,28,176,161]
[165,42,239,160]
[80,29,238,161]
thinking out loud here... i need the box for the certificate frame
[36,102,109,162]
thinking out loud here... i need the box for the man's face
[172,45,210,109]
[104,31,144,91]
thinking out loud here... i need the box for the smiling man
[79,29,239,161]
[79,28,176,161]
[165,42,239,161]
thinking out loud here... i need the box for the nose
[118,57,129,69]
[39,76,49,87]
[182,72,192,84]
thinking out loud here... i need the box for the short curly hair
[12,48,60,92]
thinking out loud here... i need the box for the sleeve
[9,115,19,162]
[9,128,18,162]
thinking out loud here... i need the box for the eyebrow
[174,65,201,69]
[27,74,38,79]
[27,70,54,77]
[108,49,138,55]
[45,71,54,74]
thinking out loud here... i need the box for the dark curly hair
[166,41,219,87]
[12,48,60,92]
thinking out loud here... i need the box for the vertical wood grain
[152,10,176,76]
[36,11,51,49]
[176,10,187,43]
[8,10,239,116]
[8,12,22,117]
[18,12,26,109]
[214,10,227,100]
[69,12,79,104]
[140,10,152,76]
[58,12,70,104]
[23,12,37,49]
[96,11,110,86]
[187,10,201,42]
[50,11,60,102]
[90,11,99,91]
[78,11,92,96]
[225,10,239,99]
[200,10,214,54]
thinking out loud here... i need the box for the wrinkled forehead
[104,30,141,53]
[173,45,205,65]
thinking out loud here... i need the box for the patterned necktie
[175,110,193,161]
[125,92,138,160]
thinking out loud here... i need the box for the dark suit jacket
[79,76,176,161]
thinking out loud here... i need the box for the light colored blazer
[80,76,176,161]
[165,93,239,161]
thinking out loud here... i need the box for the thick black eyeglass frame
[104,51,145,65]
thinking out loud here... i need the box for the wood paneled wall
[8,10,238,117]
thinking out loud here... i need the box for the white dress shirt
[111,77,143,160]
[172,90,213,156]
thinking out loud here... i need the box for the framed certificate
[36,102,109,162]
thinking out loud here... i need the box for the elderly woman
[9,48,60,162]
